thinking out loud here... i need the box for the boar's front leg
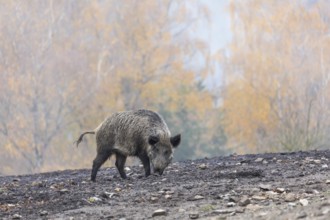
[115,153,127,179]
[138,153,151,177]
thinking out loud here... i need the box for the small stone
[164,194,172,199]
[321,164,328,169]
[259,184,272,191]
[59,188,69,194]
[235,208,245,213]
[189,213,199,219]
[314,159,321,164]
[252,195,267,201]
[31,181,43,187]
[257,212,268,217]
[124,167,131,172]
[198,164,207,170]
[305,157,312,161]
[184,185,194,190]
[115,188,122,192]
[39,211,48,216]
[271,169,279,174]
[299,199,308,206]
[103,191,119,198]
[285,193,296,202]
[228,196,239,203]
[266,191,279,199]
[213,209,234,214]
[88,196,102,203]
[262,160,268,164]
[229,212,237,216]
[178,208,186,212]
[194,195,204,200]
[238,196,251,206]
[246,204,262,211]
[322,208,330,215]
[188,195,204,201]
[254,158,264,162]
[12,214,22,219]
[227,202,236,207]
[152,209,166,217]
[313,189,319,194]
[150,197,158,202]
[275,188,285,193]
[326,180,330,184]
[296,211,307,219]
[12,178,20,182]
[288,202,297,207]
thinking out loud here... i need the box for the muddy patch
[1,150,330,219]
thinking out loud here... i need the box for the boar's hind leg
[91,151,111,182]
[115,153,127,179]
[138,154,151,177]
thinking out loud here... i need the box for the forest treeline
[1,0,330,175]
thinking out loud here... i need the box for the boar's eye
[149,135,159,145]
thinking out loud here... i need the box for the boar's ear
[170,134,181,148]
[148,135,160,145]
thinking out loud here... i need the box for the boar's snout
[151,155,171,176]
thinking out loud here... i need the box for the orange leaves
[224,0,330,153]
[0,0,221,175]
[224,80,272,153]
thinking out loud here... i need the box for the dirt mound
[1,150,330,219]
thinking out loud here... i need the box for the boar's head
[148,134,181,175]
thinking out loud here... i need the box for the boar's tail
[74,131,95,147]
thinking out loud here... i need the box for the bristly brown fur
[75,109,181,181]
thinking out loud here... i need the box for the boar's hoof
[154,168,164,175]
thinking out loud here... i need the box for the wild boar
[75,109,181,181]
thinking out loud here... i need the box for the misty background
[1,0,330,175]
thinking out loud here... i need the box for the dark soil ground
[1,150,330,220]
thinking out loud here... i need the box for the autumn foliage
[0,0,226,175]
[223,0,330,153]
[2,1,329,175]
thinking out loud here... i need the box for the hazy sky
[201,0,232,53]
[195,0,231,88]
